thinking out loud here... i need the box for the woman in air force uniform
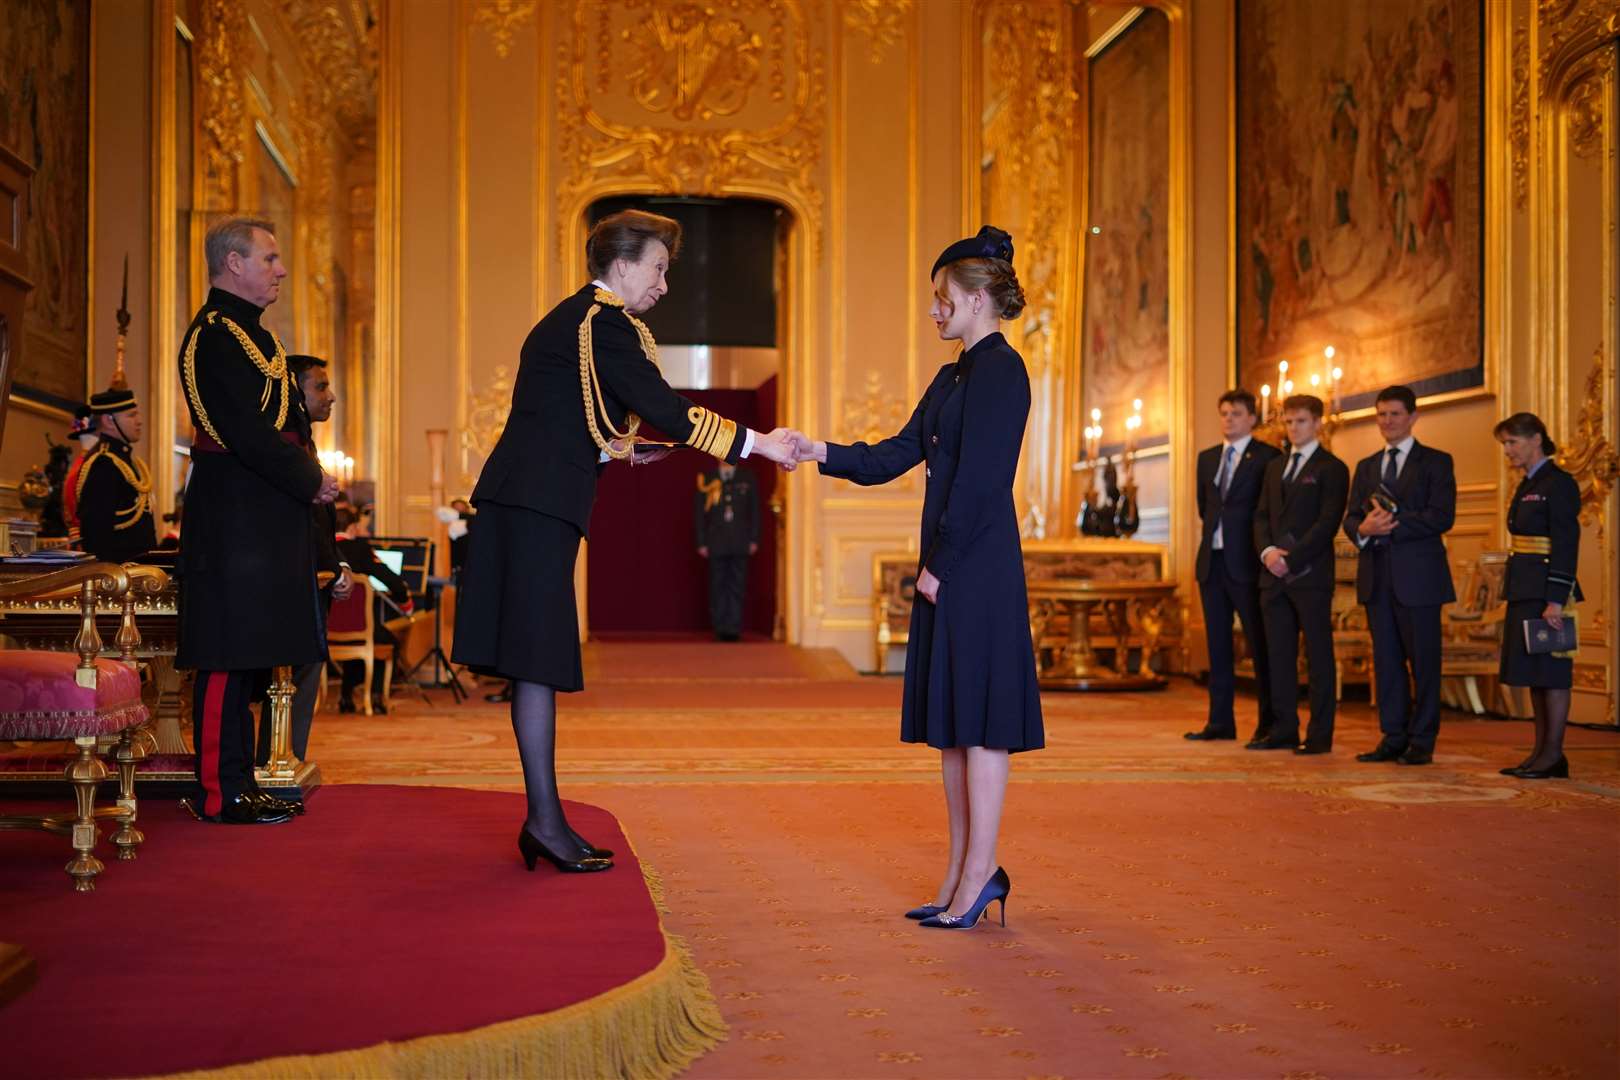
[1493,412,1582,780]
[453,209,797,872]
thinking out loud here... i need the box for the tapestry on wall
[1236,0,1482,408]
[0,0,91,411]
[1082,7,1170,448]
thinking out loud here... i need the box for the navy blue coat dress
[821,332,1044,752]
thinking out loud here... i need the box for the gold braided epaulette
[181,311,292,452]
[75,446,153,531]
[578,287,659,460]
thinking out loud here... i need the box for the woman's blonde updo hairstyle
[937,257,1026,321]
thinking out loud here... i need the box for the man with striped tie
[1188,389,1283,742]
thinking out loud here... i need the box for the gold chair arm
[116,564,172,663]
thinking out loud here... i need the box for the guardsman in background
[694,461,759,641]
[177,216,338,825]
[75,388,157,562]
[61,405,100,544]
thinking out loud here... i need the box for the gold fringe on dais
[154,862,726,1080]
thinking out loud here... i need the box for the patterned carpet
[319,642,1619,1079]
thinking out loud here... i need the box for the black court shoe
[518,828,612,873]
[1512,756,1569,780]
[569,828,614,860]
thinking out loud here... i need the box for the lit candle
[1260,383,1271,423]
[1309,373,1321,390]
[1330,365,1343,415]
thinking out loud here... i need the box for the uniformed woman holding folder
[1493,413,1582,780]
[453,209,799,872]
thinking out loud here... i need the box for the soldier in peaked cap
[75,387,158,563]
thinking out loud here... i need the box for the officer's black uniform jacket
[76,437,157,563]
[1504,459,1584,606]
[693,468,759,556]
[471,285,746,537]
[176,287,325,671]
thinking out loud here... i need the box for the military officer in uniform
[178,216,338,825]
[1494,413,1583,780]
[453,208,800,874]
[694,461,759,640]
[74,388,157,562]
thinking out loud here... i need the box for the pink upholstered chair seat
[0,651,147,740]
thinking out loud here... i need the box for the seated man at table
[334,505,412,713]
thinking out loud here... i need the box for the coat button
[926,467,933,479]
[931,434,939,445]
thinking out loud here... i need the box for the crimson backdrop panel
[586,381,777,637]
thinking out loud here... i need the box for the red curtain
[586,380,777,637]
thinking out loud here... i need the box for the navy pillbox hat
[931,225,1015,279]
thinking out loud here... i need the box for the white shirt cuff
[598,449,611,463]
[739,429,756,459]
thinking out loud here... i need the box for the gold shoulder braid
[181,312,291,451]
[578,287,737,461]
[75,446,153,531]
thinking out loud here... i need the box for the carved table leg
[64,737,106,892]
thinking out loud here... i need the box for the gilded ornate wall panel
[1529,0,1618,723]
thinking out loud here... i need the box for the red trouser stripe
[199,672,228,816]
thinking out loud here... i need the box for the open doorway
[585,196,788,640]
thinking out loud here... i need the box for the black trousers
[255,660,322,765]
[1198,556,1273,737]
[1261,586,1337,747]
[1366,581,1444,751]
[707,554,749,637]
[192,670,261,815]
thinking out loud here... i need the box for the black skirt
[1499,598,1573,689]
[451,500,585,692]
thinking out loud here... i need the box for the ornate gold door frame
[1528,2,1620,722]
[550,0,828,643]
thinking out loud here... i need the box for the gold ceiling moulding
[472,0,536,61]
[1537,0,1620,95]
[555,0,827,254]
[844,0,915,66]
[276,0,379,136]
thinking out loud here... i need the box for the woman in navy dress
[798,227,1043,929]
[1493,413,1582,779]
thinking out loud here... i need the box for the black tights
[1523,687,1571,770]
[511,680,597,858]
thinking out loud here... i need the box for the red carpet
[0,787,700,1078]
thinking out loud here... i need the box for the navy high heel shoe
[1512,755,1569,780]
[904,903,947,920]
[920,867,1010,929]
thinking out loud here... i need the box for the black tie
[1283,452,1302,486]
[1383,447,1400,487]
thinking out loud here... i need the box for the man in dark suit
[694,462,759,641]
[1251,395,1349,753]
[1343,385,1457,765]
[1187,389,1284,741]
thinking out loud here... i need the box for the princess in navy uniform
[1493,413,1582,780]
[453,210,799,873]
[798,227,1043,930]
